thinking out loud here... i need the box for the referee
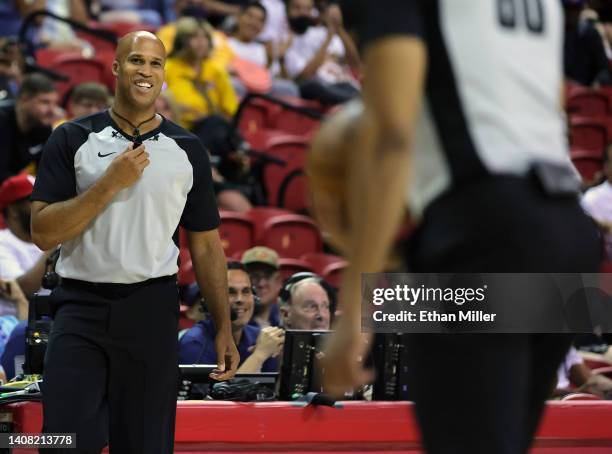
[316,1,601,453]
[30,32,239,453]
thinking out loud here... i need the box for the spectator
[0,38,23,103]
[53,82,111,128]
[257,0,288,50]
[94,0,164,27]
[179,262,283,372]
[228,1,299,97]
[0,280,27,379]
[65,82,110,120]
[0,174,48,316]
[582,147,612,259]
[0,319,26,379]
[553,346,612,398]
[283,0,360,105]
[165,17,239,128]
[241,246,282,328]
[280,273,332,330]
[564,0,612,86]
[0,73,59,183]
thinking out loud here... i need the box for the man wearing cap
[0,174,49,317]
[241,246,282,328]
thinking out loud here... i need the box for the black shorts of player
[39,276,179,454]
[403,174,602,454]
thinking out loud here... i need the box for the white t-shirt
[0,229,43,280]
[0,228,43,316]
[582,181,612,259]
[228,37,268,68]
[556,346,584,389]
[258,0,288,47]
[284,26,354,84]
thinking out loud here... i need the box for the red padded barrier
[4,401,612,452]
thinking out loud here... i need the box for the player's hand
[249,326,285,358]
[105,143,150,190]
[210,328,239,381]
[322,320,374,398]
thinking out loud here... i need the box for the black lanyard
[111,108,157,146]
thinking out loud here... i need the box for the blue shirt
[178,319,278,372]
[1,320,26,379]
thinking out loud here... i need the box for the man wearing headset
[179,261,284,372]
[280,272,334,330]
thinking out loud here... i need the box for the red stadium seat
[218,211,256,257]
[247,208,323,258]
[569,117,609,155]
[238,98,281,136]
[76,21,119,54]
[278,257,314,281]
[277,169,308,212]
[272,96,322,136]
[567,87,611,117]
[50,55,110,102]
[261,133,310,207]
[301,252,349,288]
[571,149,604,184]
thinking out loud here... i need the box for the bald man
[31,32,239,453]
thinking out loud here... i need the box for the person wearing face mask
[282,0,360,105]
[0,174,50,317]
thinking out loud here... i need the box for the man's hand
[249,326,285,359]
[105,143,150,190]
[210,328,240,381]
[0,279,29,320]
[0,279,25,302]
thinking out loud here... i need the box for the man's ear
[280,304,290,326]
[112,60,119,77]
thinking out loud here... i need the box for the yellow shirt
[157,25,236,68]
[165,57,239,129]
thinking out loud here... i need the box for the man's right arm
[31,144,150,251]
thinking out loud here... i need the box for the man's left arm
[188,229,239,380]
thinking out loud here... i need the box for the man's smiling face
[113,32,166,109]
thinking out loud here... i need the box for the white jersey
[349,0,571,216]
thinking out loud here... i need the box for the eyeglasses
[249,270,277,282]
[228,287,254,299]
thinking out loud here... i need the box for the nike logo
[98,151,117,158]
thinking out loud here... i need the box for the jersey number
[498,0,544,34]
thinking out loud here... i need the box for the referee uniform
[31,110,219,453]
[346,1,601,453]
